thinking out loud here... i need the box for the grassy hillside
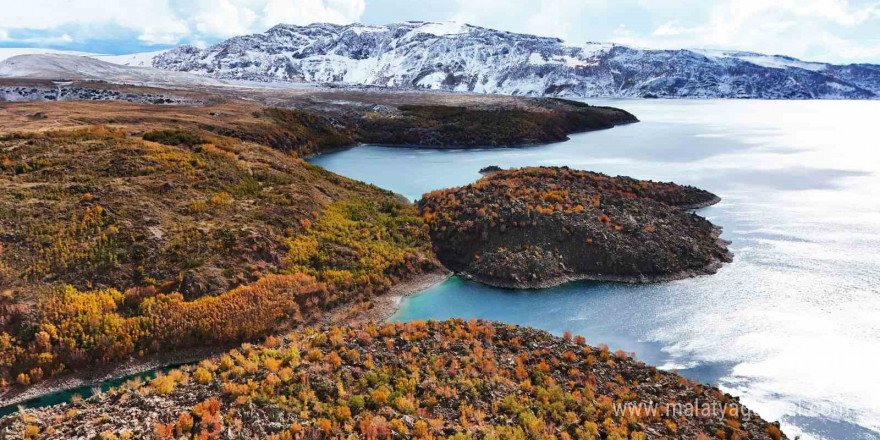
[0,126,440,389]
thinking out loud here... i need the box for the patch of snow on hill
[0,54,224,88]
[693,49,828,72]
[410,21,471,37]
[0,48,102,62]
[96,50,168,67]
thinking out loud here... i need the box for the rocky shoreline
[0,346,229,411]
[461,245,729,289]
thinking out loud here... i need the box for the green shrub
[143,129,204,147]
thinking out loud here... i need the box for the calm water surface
[311,99,880,440]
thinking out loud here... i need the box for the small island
[420,167,731,289]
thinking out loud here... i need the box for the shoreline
[676,195,723,211]
[320,269,453,326]
[459,224,732,290]
[459,257,729,290]
[0,344,235,410]
[0,269,452,411]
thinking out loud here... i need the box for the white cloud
[442,0,879,63]
[450,0,609,43]
[621,0,880,62]
[0,0,365,46]
[189,0,259,38]
[261,0,366,28]
[653,22,706,37]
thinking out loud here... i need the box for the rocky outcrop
[0,85,200,104]
[0,320,786,440]
[420,167,731,288]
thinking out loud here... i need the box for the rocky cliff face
[151,21,880,99]
[419,167,732,288]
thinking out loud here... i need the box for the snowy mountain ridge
[145,21,880,99]
[4,22,879,99]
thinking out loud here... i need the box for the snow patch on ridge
[408,21,471,37]
[0,48,102,62]
[96,50,168,67]
[693,49,828,72]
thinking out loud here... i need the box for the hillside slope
[149,21,879,99]
[0,320,787,440]
[0,123,440,392]
[0,54,224,88]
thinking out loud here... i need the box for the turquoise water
[311,99,880,440]
[0,366,177,418]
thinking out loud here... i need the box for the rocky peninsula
[419,167,732,288]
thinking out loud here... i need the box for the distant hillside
[0,54,222,88]
[0,48,103,63]
[144,21,879,99]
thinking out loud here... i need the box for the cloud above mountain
[0,0,366,48]
[0,0,877,63]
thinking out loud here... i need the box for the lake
[310,99,880,440]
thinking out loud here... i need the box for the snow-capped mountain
[113,22,880,99]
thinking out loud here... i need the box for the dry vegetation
[420,167,730,288]
[0,320,785,440]
[0,88,789,440]
[0,82,637,156]
[0,125,439,390]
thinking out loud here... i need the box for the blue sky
[1,0,878,63]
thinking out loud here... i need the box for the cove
[0,366,180,418]
[311,99,880,440]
